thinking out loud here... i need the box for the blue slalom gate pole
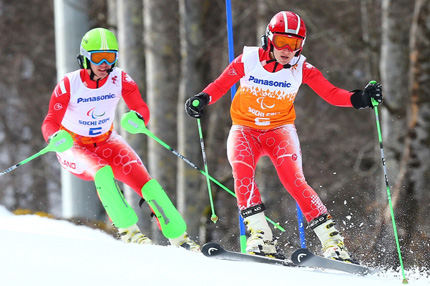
[225,0,247,253]
[225,0,306,252]
[225,0,236,96]
[296,203,306,248]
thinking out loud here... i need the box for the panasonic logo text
[77,93,116,104]
[248,76,292,88]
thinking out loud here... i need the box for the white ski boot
[118,224,153,245]
[169,232,200,252]
[310,214,356,263]
[241,204,281,258]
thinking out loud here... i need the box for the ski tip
[291,248,311,264]
[291,248,371,276]
[201,242,225,257]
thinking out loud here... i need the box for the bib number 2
[255,117,270,126]
[89,127,102,136]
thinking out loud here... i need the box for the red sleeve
[202,54,245,104]
[121,71,150,125]
[302,61,353,107]
[41,76,71,142]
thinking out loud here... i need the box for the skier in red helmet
[185,11,382,262]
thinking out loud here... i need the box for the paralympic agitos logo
[87,107,105,119]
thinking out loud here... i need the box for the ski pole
[193,112,218,223]
[370,81,408,284]
[0,130,73,177]
[120,111,285,231]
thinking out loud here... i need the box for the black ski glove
[185,92,210,118]
[350,82,383,109]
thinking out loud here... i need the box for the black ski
[202,242,373,276]
[201,242,296,267]
[291,248,370,275]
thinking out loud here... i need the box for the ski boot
[309,214,357,263]
[169,232,201,252]
[118,224,153,245]
[241,204,284,259]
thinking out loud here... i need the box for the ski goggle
[83,50,118,65]
[272,34,303,51]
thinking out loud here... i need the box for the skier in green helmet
[78,27,119,80]
[42,27,199,251]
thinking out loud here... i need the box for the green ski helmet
[77,27,119,70]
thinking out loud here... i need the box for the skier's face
[272,47,295,65]
[89,62,112,80]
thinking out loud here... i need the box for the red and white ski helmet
[265,11,307,55]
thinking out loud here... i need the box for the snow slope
[0,206,427,286]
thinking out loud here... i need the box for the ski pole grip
[369,80,378,107]
[48,130,73,153]
[121,111,149,135]
[192,99,200,107]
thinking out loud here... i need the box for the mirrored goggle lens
[89,52,118,65]
[272,34,302,51]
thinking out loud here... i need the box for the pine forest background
[1,0,429,272]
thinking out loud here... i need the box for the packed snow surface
[0,206,427,285]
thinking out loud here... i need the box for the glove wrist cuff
[350,90,365,109]
[197,92,210,105]
[48,131,59,143]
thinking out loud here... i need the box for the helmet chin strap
[267,46,301,69]
[89,68,97,81]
